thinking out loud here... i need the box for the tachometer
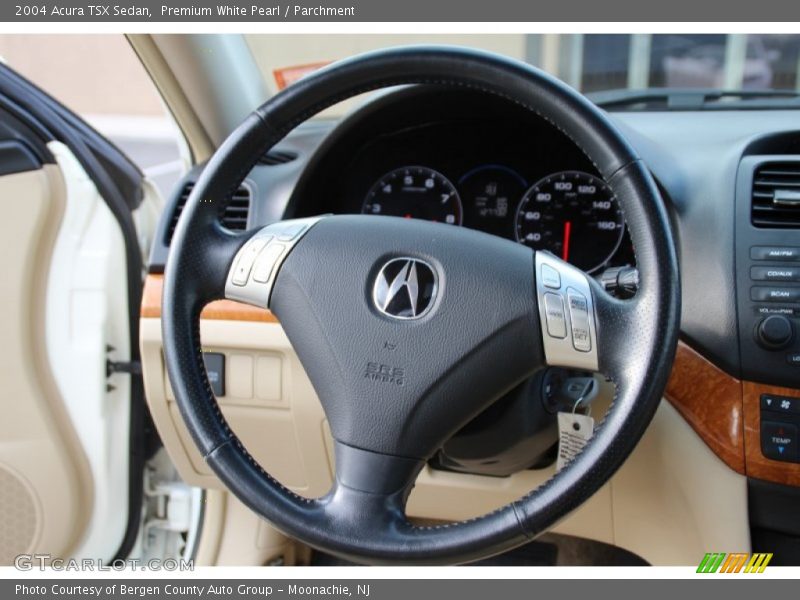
[515,171,624,273]
[362,166,462,225]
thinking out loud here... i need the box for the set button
[567,288,592,352]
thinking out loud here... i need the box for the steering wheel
[162,46,679,565]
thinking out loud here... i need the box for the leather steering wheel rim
[162,46,680,565]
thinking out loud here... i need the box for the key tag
[556,392,596,473]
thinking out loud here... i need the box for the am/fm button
[751,246,800,261]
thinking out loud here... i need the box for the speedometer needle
[562,220,572,262]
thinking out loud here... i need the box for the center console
[736,156,800,465]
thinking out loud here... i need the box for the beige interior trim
[611,401,750,565]
[193,488,300,566]
[0,165,93,564]
[126,34,215,163]
[193,489,226,566]
[141,316,750,565]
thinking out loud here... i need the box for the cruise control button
[751,246,800,261]
[566,287,592,352]
[750,287,800,303]
[761,421,798,461]
[543,293,567,339]
[231,238,269,286]
[252,243,286,283]
[541,263,561,289]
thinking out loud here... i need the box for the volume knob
[756,315,793,350]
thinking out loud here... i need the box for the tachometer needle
[562,220,572,262]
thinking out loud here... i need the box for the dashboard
[143,83,800,563]
[288,88,635,276]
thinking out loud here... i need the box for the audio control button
[751,287,800,303]
[751,246,800,261]
[231,237,269,286]
[755,315,794,350]
[751,266,800,282]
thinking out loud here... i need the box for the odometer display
[362,166,462,225]
[515,171,624,273]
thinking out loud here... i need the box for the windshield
[246,33,800,113]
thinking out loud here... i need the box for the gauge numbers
[362,166,463,225]
[515,171,625,273]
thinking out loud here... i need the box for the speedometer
[514,171,624,273]
[362,166,462,225]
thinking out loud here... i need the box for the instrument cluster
[362,164,626,274]
[290,91,636,276]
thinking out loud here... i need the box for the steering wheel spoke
[321,442,423,539]
[224,217,324,308]
[534,251,600,372]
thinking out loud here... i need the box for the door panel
[0,60,153,563]
[0,161,93,565]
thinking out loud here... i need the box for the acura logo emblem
[373,258,438,319]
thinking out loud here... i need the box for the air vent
[752,162,800,228]
[220,186,251,231]
[164,182,251,245]
[259,149,298,166]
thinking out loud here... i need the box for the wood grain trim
[743,381,800,487]
[665,342,746,474]
[141,274,277,323]
[666,342,800,486]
